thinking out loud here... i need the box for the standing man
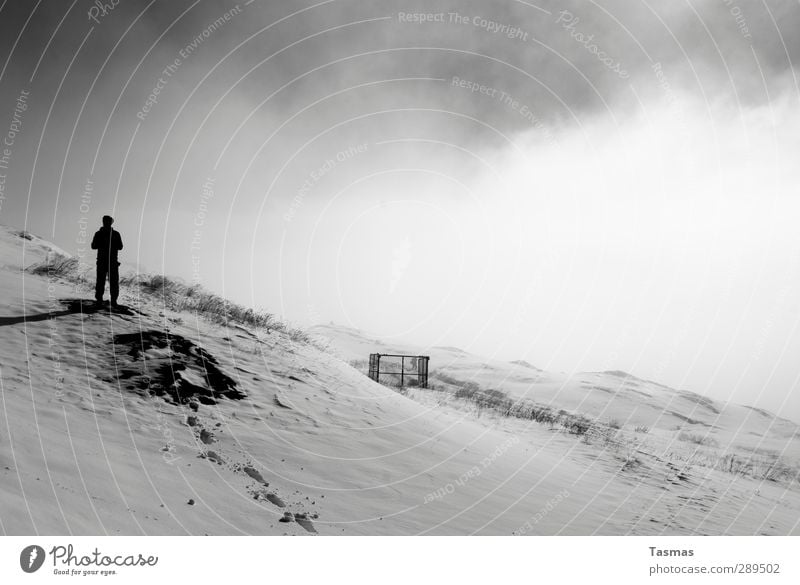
[91,215,123,307]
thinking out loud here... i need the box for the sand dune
[1,226,798,535]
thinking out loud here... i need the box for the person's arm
[90,231,99,249]
[115,231,123,251]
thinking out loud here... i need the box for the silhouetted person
[91,215,123,307]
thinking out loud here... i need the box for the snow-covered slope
[311,323,800,449]
[1,226,798,535]
[0,226,71,269]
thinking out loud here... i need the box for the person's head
[102,215,114,228]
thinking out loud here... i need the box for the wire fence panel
[367,353,429,388]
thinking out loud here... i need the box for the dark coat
[91,227,123,264]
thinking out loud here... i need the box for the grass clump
[119,274,284,332]
[427,371,596,437]
[26,254,323,349]
[670,449,800,486]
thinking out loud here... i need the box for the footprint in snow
[243,466,268,485]
[265,493,285,507]
[294,512,317,534]
[199,428,216,444]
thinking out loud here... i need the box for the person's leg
[110,262,120,306]
[95,262,108,302]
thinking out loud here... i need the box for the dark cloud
[4,0,798,128]
[0,0,798,232]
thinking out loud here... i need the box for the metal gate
[367,353,429,389]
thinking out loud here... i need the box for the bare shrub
[667,447,799,487]
[715,453,798,484]
[26,254,79,277]
[678,431,719,448]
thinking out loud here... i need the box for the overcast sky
[1,0,799,420]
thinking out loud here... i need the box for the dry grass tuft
[25,255,324,350]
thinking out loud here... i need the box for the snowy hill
[1,226,799,535]
[312,323,800,445]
